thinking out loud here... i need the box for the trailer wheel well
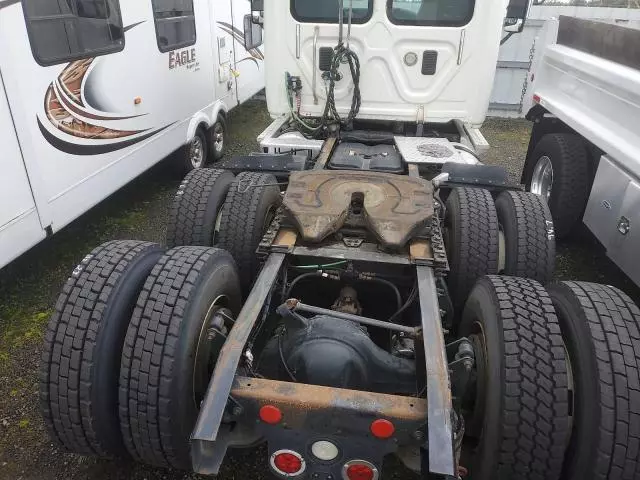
[523,113,602,185]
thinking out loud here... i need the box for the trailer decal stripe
[217,21,264,61]
[54,78,146,122]
[0,0,19,10]
[124,21,146,33]
[37,117,174,156]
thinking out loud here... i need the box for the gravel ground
[1,104,638,480]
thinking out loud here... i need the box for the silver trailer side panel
[584,155,640,286]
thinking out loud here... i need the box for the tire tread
[166,168,232,248]
[39,240,161,457]
[555,282,640,480]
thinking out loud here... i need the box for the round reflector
[370,419,395,439]
[311,440,339,461]
[343,460,379,480]
[270,450,306,477]
[259,404,282,425]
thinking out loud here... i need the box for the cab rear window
[291,0,373,24]
[387,0,474,27]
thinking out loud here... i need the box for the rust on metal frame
[409,239,433,262]
[231,376,428,427]
[416,265,455,476]
[272,228,298,250]
[191,253,286,445]
[283,170,434,247]
[313,136,338,170]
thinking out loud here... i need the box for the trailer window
[387,0,474,27]
[291,0,373,24]
[151,0,196,53]
[22,0,125,66]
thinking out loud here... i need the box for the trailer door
[0,69,45,267]
[211,0,237,103]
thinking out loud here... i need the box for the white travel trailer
[0,0,265,269]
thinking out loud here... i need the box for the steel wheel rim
[193,296,231,408]
[530,156,554,202]
[212,207,224,245]
[497,226,506,274]
[190,135,205,169]
[464,321,488,440]
[213,123,224,153]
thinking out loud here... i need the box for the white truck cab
[247,0,530,167]
[263,0,510,126]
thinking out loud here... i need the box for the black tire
[182,127,208,173]
[445,188,499,317]
[209,115,227,162]
[460,276,569,480]
[166,168,235,248]
[495,190,555,284]
[118,246,242,469]
[39,240,164,458]
[523,134,590,239]
[548,282,640,480]
[218,171,281,293]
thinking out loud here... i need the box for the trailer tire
[166,168,235,248]
[495,190,555,284]
[118,246,242,469]
[548,282,640,480]
[210,115,227,162]
[217,171,281,294]
[444,188,499,318]
[460,276,569,480]
[39,240,164,458]
[524,134,590,239]
[182,127,209,172]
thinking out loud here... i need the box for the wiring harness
[286,1,361,137]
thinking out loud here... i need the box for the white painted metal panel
[0,69,46,267]
[0,71,38,228]
[584,156,640,287]
[264,0,509,126]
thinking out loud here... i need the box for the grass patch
[0,308,52,367]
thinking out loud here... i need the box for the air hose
[286,0,361,136]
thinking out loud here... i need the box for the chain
[519,36,537,114]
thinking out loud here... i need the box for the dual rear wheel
[39,241,243,468]
[167,168,281,295]
[445,187,555,319]
[460,275,640,480]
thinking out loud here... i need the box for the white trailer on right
[522,15,640,287]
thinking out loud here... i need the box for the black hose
[287,38,361,136]
[278,328,297,381]
[326,43,361,129]
[361,277,402,312]
[388,283,419,324]
[285,272,324,299]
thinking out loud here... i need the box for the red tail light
[370,419,395,439]
[259,404,282,425]
[270,450,306,477]
[343,460,379,480]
